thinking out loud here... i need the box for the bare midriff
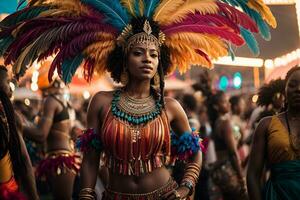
[47,120,73,152]
[108,166,171,193]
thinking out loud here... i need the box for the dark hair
[257,79,285,107]
[182,94,198,112]
[0,68,26,179]
[285,66,300,83]
[192,69,212,98]
[207,90,225,129]
[106,17,171,107]
[230,95,242,111]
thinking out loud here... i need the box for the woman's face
[127,43,159,81]
[236,98,246,115]
[0,72,12,98]
[286,70,300,109]
[217,93,231,114]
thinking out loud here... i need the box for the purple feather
[48,32,101,81]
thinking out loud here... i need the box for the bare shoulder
[164,96,182,111]
[89,90,114,108]
[256,115,273,130]
[164,96,186,121]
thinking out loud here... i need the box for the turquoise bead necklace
[111,89,162,125]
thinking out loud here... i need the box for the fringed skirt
[0,177,27,200]
[36,149,81,180]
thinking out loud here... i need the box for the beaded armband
[76,128,102,153]
[171,128,203,161]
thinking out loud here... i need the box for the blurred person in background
[230,95,249,167]
[23,69,80,200]
[0,66,39,200]
[255,79,285,123]
[207,91,248,200]
[247,66,300,200]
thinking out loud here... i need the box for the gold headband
[117,20,165,53]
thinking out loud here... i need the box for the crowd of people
[0,0,299,200]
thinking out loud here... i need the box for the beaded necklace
[111,89,162,125]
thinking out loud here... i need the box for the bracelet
[180,180,194,196]
[79,188,96,200]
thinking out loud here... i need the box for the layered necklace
[111,89,162,125]
[285,111,300,154]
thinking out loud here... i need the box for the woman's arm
[222,119,244,180]
[79,92,105,196]
[23,97,55,143]
[18,133,39,200]
[247,117,270,200]
[163,97,202,200]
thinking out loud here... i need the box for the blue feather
[62,54,84,84]
[134,0,141,17]
[144,0,160,18]
[0,36,14,56]
[81,0,129,31]
[221,0,271,41]
[241,5,271,41]
[240,26,259,55]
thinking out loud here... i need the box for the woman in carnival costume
[247,66,300,200]
[0,0,276,199]
[0,66,39,200]
[21,66,80,200]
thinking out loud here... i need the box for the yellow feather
[120,0,135,16]
[84,40,115,75]
[167,33,227,59]
[247,0,277,28]
[153,0,186,22]
[166,40,213,73]
[138,0,144,17]
[160,0,219,25]
[48,0,91,16]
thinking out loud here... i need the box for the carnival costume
[34,67,81,181]
[0,0,276,199]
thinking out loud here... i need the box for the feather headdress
[0,0,276,83]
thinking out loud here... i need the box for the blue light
[233,72,242,89]
[219,76,229,91]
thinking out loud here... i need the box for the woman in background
[247,66,300,199]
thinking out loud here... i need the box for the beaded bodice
[101,108,171,175]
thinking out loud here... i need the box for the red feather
[162,23,244,45]
[83,58,95,82]
[183,13,240,33]
[217,2,258,33]
[48,32,100,82]
[195,49,211,65]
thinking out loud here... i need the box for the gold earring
[153,73,160,87]
[120,70,129,85]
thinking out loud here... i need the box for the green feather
[62,54,84,84]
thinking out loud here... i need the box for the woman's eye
[133,51,142,56]
[151,54,158,58]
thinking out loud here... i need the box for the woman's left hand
[161,186,190,200]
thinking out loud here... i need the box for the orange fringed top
[101,109,171,176]
[267,116,300,164]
